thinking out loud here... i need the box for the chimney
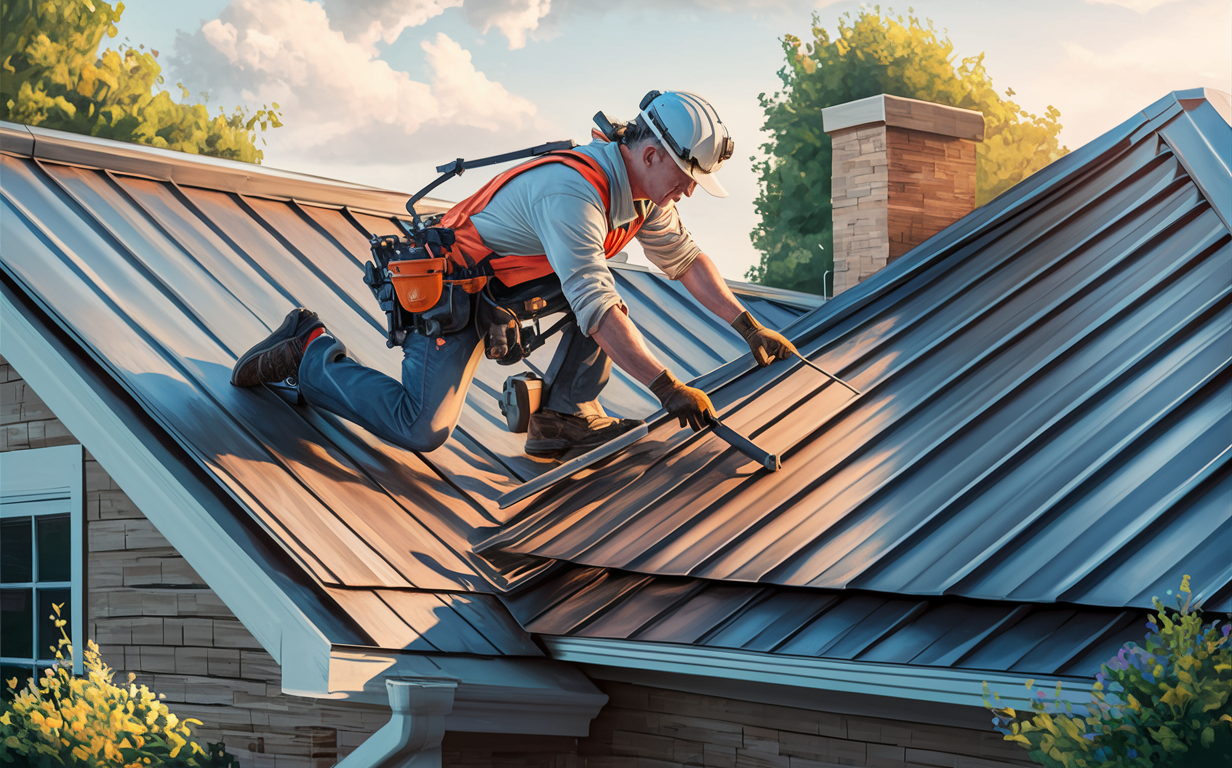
[822,94,984,296]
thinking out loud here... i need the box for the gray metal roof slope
[0,123,814,601]
[504,566,1150,679]
[483,90,1232,613]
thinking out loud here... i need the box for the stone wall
[829,125,890,297]
[441,679,1032,768]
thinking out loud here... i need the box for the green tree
[1,0,280,163]
[985,577,1232,768]
[748,8,1067,295]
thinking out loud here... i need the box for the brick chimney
[822,94,984,296]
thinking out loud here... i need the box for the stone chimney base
[824,95,984,296]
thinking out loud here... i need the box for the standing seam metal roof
[483,90,1232,614]
[504,566,1150,678]
[0,122,814,656]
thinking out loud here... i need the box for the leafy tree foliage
[1,0,280,163]
[748,8,1068,295]
[985,577,1232,768]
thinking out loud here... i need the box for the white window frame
[1,444,84,675]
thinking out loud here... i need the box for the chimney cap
[822,94,985,141]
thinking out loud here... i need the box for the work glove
[649,369,717,432]
[732,310,797,367]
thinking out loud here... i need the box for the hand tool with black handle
[703,413,780,472]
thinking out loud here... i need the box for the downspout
[335,677,458,768]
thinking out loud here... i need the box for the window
[1,444,84,696]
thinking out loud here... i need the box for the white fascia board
[311,648,608,736]
[0,293,334,694]
[545,637,1095,713]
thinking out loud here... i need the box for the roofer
[230,90,797,458]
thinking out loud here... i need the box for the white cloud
[320,0,463,51]
[462,0,552,49]
[169,0,541,163]
[422,32,537,128]
[1084,0,1183,12]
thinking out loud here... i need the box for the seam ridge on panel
[842,239,1232,590]
[102,169,270,332]
[1055,441,1232,604]
[685,187,1213,582]
[947,357,1232,599]
[32,159,240,356]
[1,171,416,589]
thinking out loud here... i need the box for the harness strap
[439,151,645,288]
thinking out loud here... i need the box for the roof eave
[313,647,607,736]
[544,636,1094,716]
[0,120,450,217]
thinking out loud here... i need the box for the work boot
[524,410,643,459]
[231,308,325,387]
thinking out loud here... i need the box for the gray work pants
[296,278,609,452]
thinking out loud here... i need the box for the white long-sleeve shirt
[468,139,702,335]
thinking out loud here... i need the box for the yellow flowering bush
[0,605,238,767]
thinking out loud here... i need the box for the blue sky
[111,0,1230,281]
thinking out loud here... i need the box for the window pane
[1,663,35,702]
[0,518,32,583]
[0,588,33,659]
[36,588,72,662]
[36,514,71,583]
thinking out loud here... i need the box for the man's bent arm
[677,252,745,323]
[591,305,669,385]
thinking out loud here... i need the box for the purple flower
[1129,749,1138,758]
[1223,624,1230,639]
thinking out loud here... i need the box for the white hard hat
[638,90,734,198]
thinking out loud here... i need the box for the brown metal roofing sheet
[485,93,1232,613]
[1,125,822,663]
[321,588,541,655]
[504,566,1153,678]
[0,142,815,596]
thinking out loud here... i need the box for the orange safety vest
[440,151,645,288]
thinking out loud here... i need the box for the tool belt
[363,225,487,346]
[363,137,584,349]
[364,227,569,365]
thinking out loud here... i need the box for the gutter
[544,636,1095,714]
[335,678,458,768]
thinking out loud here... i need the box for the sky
[109,0,1231,282]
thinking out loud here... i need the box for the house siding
[443,680,1034,768]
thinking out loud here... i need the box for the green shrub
[0,604,239,767]
[986,577,1232,767]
